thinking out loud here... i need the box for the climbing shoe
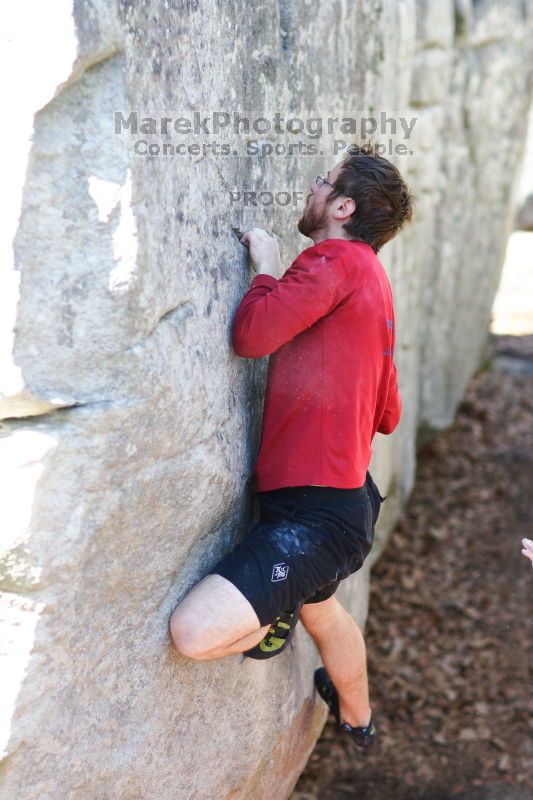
[243,601,304,660]
[314,667,377,749]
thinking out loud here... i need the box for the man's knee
[169,600,226,659]
[300,595,341,633]
[169,608,208,659]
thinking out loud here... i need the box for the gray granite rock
[515,192,533,230]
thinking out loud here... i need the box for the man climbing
[170,142,414,749]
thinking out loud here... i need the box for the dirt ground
[290,333,533,800]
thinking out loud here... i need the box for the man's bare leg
[186,623,272,661]
[170,574,274,659]
[302,598,372,728]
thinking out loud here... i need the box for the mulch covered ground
[291,333,533,800]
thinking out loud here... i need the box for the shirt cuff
[251,273,279,288]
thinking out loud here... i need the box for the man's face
[297,162,342,239]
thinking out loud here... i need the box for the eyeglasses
[316,174,335,189]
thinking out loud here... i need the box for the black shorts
[209,471,386,626]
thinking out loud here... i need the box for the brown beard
[297,195,330,239]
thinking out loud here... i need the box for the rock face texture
[0,1,531,798]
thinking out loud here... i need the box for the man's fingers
[245,227,270,240]
[240,229,268,251]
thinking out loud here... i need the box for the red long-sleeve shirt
[232,238,402,491]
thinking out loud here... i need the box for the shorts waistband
[258,479,368,504]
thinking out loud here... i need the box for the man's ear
[334,197,356,220]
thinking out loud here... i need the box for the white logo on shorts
[271,563,289,582]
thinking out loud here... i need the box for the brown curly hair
[327,142,414,253]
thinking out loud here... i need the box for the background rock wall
[1,1,531,798]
